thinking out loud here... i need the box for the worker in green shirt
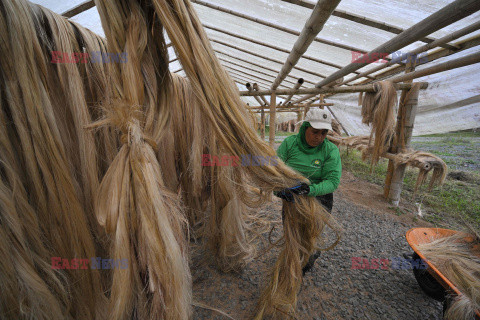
[275,108,342,275]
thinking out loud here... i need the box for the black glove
[275,183,310,202]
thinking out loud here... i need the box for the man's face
[305,126,328,147]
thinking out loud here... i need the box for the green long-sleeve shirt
[277,122,342,197]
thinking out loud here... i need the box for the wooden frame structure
[62,0,480,204]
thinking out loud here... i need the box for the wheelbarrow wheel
[412,252,446,302]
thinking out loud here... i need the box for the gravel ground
[191,188,443,320]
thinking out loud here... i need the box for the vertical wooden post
[295,111,302,132]
[319,94,325,109]
[260,106,265,140]
[384,60,416,201]
[269,92,277,146]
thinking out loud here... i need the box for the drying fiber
[0,0,342,319]
[361,81,398,166]
[417,231,480,320]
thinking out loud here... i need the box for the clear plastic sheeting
[28,0,480,134]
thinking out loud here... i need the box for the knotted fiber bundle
[0,1,113,318]
[361,81,398,166]
[0,0,342,318]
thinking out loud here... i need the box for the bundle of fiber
[0,1,112,318]
[361,81,398,166]
[392,150,447,195]
[144,1,342,318]
[417,232,480,320]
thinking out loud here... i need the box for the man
[276,108,342,275]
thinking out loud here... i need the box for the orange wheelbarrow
[405,227,480,319]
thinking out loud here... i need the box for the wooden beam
[246,83,266,107]
[253,83,269,106]
[388,51,480,83]
[216,50,315,85]
[204,24,360,73]
[210,38,327,79]
[240,82,428,96]
[191,0,369,54]
[294,0,480,104]
[248,102,333,109]
[269,92,277,146]
[282,79,304,106]
[357,34,480,85]
[280,0,459,51]
[341,20,480,85]
[219,57,298,86]
[271,0,341,90]
[61,0,94,18]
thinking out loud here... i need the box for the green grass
[418,129,480,138]
[258,126,296,137]
[340,148,480,229]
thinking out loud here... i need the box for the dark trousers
[281,193,333,275]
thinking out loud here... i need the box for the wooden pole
[293,0,480,103]
[203,24,369,75]
[220,58,298,86]
[384,60,416,200]
[246,83,265,107]
[61,0,94,18]
[388,51,480,83]
[253,83,269,106]
[192,0,369,54]
[387,81,421,206]
[282,79,304,105]
[240,82,428,96]
[270,0,341,90]
[210,38,327,79]
[341,20,480,85]
[281,0,460,51]
[216,50,314,85]
[269,92,277,146]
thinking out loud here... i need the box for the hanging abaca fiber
[361,81,398,166]
[0,0,341,319]
[417,231,480,320]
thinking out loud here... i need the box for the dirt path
[191,170,441,320]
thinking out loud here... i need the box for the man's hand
[275,183,310,202]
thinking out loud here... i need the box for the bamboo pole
[282,79,304,105]
[280,0,459,51]
[341,20,480,85]
[191,0,369,54]
[253,83,269,106]
[384,60,416,199]
[216,50,315,85]
[270,0,341,90]
[203,24,372,76]
[61,0,94,18]
[356,34,480,85]
[293,0,480,104]
[269,92,277,146]
[220,58,298,86]
[227,67,291,90]
[246,83,265,107]
[387,82,421,206]
[388,51,480,83]
[295,110,302,132]
[240,82,428,96]
[210,38,327,79]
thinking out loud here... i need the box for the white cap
[304,109,332,131]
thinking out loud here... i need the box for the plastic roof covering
[30,0,480,135]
